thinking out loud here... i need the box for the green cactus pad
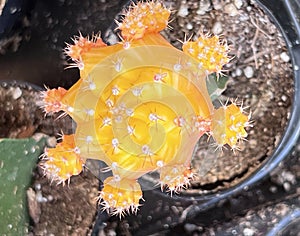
[207,73,229,101]
[0,137,46,235]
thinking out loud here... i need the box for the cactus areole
[40,1,251,217]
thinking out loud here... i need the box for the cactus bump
[40,1,251,216]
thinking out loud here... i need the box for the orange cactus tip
[40,134,84,184]
[41,87,67,114]
[99,176,143,217]
[211,103,250,148]
[160,164,194,194]
[182,34,230,74]
[64,33,106,62]
[118,1,171,40]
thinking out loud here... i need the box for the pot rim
[265,209,300,236]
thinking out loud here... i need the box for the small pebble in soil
[36,191,47,203]
[281,95,288,102]
[224,3,239,16]
[178,4,189,17]
[11,87,22,100]
[243,66,254,78]
[269,185,278,193]
[212,21,223,35]
[34,183,41,191]
[235,68,243,76]
[280,52,290,63]
[243,228,255,236]
[234,0,243,9]
[186,22,193,30]
[211,0,222,10]
[197,0,211,15]
[283,182,291,192]
[184,223,197,233]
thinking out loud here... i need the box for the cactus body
[40,1,250,216]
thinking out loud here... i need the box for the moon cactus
[40,1,251,216]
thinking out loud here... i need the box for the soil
[0,0,298,235]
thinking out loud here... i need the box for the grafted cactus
[40,1,251,216]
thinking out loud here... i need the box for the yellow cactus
[99,177,143,217]
[40,0,251,216]
[182,34,230,75]
[64,33,107,69]
[211,103,250,149]
[117,1,171,40]
[41,87,67,114]
[160,165,194,194]
[40,134,84,184]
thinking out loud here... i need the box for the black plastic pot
[92,0,300,235]
[0,0,35,39]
